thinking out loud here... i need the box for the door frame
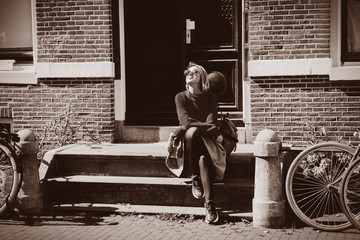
[113,0,252,142]
[114,0,126,142]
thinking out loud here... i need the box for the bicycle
[340,131,360,230]
[285,129,360,231]
[0,127,22,216]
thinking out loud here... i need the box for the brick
[36,0,112,63]
[251,75,360,145]
[249,0,330,60]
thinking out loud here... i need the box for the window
[330,0,360,80]
[0,0,33,63]
[0,0,36,84]
[341,0,360,62]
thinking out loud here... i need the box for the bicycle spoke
[286,142,354,231]
[0,152,9,162]
[321,189,334,224]
[303,188,327,219]
[331,151,352,183]
[293,172,327,186]
[332,163,349,184]
[292,180,325,191]
[330,189,344,218]
[296,187,327,206]
[0,145,20,216]
[345,172,360,216]
[293,187,326,199]
[346,189,360,198]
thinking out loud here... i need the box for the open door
[124,0,242,126]
[124,0,185,125]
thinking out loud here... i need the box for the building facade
[0,0,359,150]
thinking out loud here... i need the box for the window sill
[0,64,37,84]
[248,58,331,77]
[330,65,360,81]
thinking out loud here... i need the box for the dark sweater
[174,90,221,137]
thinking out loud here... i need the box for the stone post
[253,129,285,228]
[15,129,43,216]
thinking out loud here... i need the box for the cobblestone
[0,213,359,240]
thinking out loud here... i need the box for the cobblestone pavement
[0,212,359,240]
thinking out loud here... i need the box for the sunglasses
[184,69,199,76]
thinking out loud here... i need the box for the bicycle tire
[285,142,353,231]
[340,157,360,230]
[0,142,21,216]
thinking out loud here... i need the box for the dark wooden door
[186,0,242,111]
[124,0,241,125]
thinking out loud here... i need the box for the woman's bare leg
[199,155,213,201]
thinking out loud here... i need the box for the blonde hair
[184,62,209,91]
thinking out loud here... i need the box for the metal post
[253,129,285,228]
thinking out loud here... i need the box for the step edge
[44,175,254,187]
[49,143,254,158]
[46,203,253,220]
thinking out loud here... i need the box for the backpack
[219,115,238,156]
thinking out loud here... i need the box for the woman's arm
[175,93,221,137]
[205,93,222,137]
[175,93,213,130]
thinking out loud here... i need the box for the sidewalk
[0,211,359,240]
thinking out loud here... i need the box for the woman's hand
[216,135,223,143]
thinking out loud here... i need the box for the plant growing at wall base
[303,121,343,145]
[37,104,101,160]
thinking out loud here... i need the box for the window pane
[0,0,32,49]
[347,0,360,52]
[0,0,33,62]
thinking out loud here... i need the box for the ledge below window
[36,62,114,78]
[330,65,360,81]
[0,64,36,84]
[248,58,360,81]
[248,59,331,77]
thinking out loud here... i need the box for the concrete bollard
[253,129,285,228]
[14,129,43,216]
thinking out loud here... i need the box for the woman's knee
[185,127,200,141]
[199,155,209,168]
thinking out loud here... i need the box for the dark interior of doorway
[124,0,185,126]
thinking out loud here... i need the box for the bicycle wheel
[0,143,21,216]
[340,157,360,230]
[285,142,354,231]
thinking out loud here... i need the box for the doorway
[124,0,242,126]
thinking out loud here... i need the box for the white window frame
[0,0,37,84]
[330,0,360,80]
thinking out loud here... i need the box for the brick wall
[248,0,330,60]
[251,76,360,145]
[0,0,115,152]
[247,0,360,145]
[36,0,113,62]
[0,78,114,151]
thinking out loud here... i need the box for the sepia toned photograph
[0,0,360,239]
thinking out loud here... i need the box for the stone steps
[40,142,255,215]
[41,142,255,179]
[44,176,253,211]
